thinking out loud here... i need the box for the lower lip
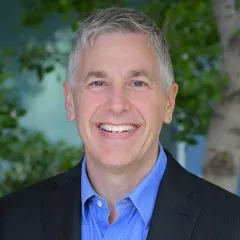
[95,126,140,139]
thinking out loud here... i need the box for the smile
[96,123,140,139]
[99,124,137,133]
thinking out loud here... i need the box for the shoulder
[0,175,57,238]
[191,171,240,210]
[186,172,240,237]
[164,148,240,212]
[1,175,55,207]
[0,162,81,219]
[0,175,56,224]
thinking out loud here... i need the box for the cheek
[74,91,105,124]
[130,91,164,119]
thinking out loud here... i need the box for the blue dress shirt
[81,142,167,240]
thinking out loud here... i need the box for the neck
[85,145,159,212]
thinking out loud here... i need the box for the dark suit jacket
[1,149,240,240]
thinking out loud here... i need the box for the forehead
[78,32,159,76]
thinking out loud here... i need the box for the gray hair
[67,7,174,92]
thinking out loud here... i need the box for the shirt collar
[81,142,167,227]
[126,142,167,228]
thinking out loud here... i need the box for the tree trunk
[203,0,240,193]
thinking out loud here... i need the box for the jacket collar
[42,161,82,240]
[147,149,202,240]
[42,149,201,240]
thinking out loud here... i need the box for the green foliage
[237,0,240,10]
[0,60,25,133]
[0,129,83,196]
[139,0,226,142]
[0,0,226,196]
[0,56,83,197]
[17,0,226,143]
[20,0,128,26]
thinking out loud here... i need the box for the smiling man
[1,7,240,240]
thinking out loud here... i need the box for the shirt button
[122,199,128,203]
[97,200,103,208]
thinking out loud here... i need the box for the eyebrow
[83,70,107,82]
[84,69,151,82]
[128,69,150,79]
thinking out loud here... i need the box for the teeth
[99,124,137,132]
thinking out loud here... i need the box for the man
[1,7,240,240]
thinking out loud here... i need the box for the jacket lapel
[42,162,82,240]
[147,150,202,240]
[41,150,201,240]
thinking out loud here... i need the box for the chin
[85,137,141,167]
[98,151,133,168]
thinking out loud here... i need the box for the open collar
[128,143,167,228]
[42,148,201,240]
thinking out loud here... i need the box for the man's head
[64,7,178,169]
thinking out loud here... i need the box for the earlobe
[63,81,75,121]
[164,114,172,125]
[68,112,75,122]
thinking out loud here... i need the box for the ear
[163,83,178,124]
[63,81,75,121]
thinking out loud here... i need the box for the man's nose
[104,86,131,115]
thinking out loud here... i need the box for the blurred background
[0,0,240,197]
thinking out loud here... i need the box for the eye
[132,81,147,87]
[89,81,105,87]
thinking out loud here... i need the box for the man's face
[64,32,178,168]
